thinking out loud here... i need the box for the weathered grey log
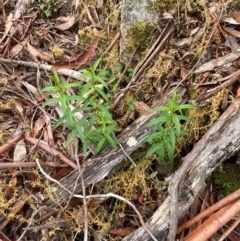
[44,86,187,207]
[123,98,240,241]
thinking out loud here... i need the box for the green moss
[127,21,155,53]
[213,163,240,196]
[147,0,177,11]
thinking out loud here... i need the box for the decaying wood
[123,97,240,241]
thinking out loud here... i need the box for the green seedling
[41,57,118,153]
[144,91,194,164]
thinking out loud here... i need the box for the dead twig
[0,161,67,168]
[196,71,240,102]
[25,135,78,169]
[0,134,24,155]
[0,57,84,80]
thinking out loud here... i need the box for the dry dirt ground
[0,0,240,240]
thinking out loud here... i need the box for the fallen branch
[123,97,240,240]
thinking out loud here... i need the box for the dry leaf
[237,88,240,97]
[13,140,27,162]
[54,39,99,70]
[194,51,240,74]
[74,210,93,225]
[27,42,55,63]
[32,117,46,138]
[223,26,240,38]
[10,38,28,56]
[52,44,65,59]
[133,101,149,115]
[0,12,13,44]
[14,101,24,115]
[53,15,75,30]
[109,227,134,237]
[138,193,144,204]
[22,81,38,95]
[97,0,103,8]
[222,17,240,25]
[232,12,240,23]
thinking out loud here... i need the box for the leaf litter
[0,0,240,241]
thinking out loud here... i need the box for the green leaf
[145,115,169,127]
[95,87,109,101]
[172,113,181,137]
[178,104,195,110]
[145,132,161,143]
[62,82,81,89]
[66,129,78,146]
[54,115,67,129]
[96,137,106,153]
[153,106,171,112]
[43,97,61,106]
[165,141,174,164]
[157,144,165,162]
[169,127,176,150]
[176,114,192,122]
[66,95,86,102]
[76,122,85,139]
[93,57,102,71]
[51,70,61,84]
[146,144,161,157]
[105,134,117,149]
[59,94,68,114]
[41,86,59,93]
[93,75,108,87]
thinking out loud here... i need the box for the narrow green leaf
[66,129,78,146]
[145,132,162,143]
[41,86,59,93]
[153,106,171,112]
[169,127,176,150]
[178,104,195,109]
[93,57,102,70]
[54,115,67,129]
[174,115,192,123]
[43,97,61,106]
[95,87,109,101]
[105,134,117,149]
[93,75,108,87]
[96,137,106,153]
[62,82,81,89]
[146,144,161,157]
[157,144,165,162]
[172,114,181,137]
[145,116,169,127]
[166,141,174,164]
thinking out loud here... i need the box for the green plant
[39,0,52,18]
[41,57,118,153]
[127,97,136,111]
[144,91,194,164]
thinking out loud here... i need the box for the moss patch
[127,21,155,53]
[213,163,240,196]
